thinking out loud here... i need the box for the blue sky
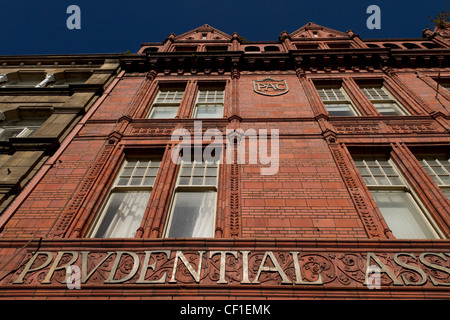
[0,0,448,55]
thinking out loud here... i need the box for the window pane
[150,160,161,167]
[192,177,204,185]
[94,191,151,238]
[441,176,450,185]
[419,157,450,187]
[388,176,403,186]
[361,87,390,100]
[146,167,159,177]
[197,89,224,103]
[193,166,205,176]
[167,192,216,238]
[325,104,356,116]
[206,167,218,176]
[363,176,376,185]
[135,168,146,176]
[143,177,155,186]
[318,88,347,102]
[195,104,223,118]
[155,90,184,104]
[150,106,178,118]
[374,103,403,115]
[179,177,190,185]
[122,168,134,176]
[117,178,129,186]
[371,191,437,239]
[443,189,450,200]
[204,177,217,185]
[130,177,143,185]
[374,176,389,185]
[117,158,160,187]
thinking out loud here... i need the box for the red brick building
[0,23,449,300]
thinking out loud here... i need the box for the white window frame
[163,159,219,238]
[193,88,224,119]
[354,157,442,239]
[147,89,184,119]
[360,85,409,115]
[88,156,161,238]
[316,86,359,116]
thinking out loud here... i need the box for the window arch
[49,71,91,88]
[244,46,260,52]
[264,45,280,52]
[402,43,421,49]
[422,42,438,49]
[383,43,401,49]
[1,72,46,88]
[143,47,159,53]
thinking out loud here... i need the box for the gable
[290,22,349,39]
[175,24,232,41]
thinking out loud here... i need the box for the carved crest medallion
[253,77,289,96]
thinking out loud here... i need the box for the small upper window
[244,46,260,52]
[148,88,185,119]
[360,86,408,115]
[402,43,421,49]
[264,46,280,52]
[295,43,319,50]
[422,42,438,49]
[193,88,224,118]
[175,46,198,52]
[316,86,358,116]
[205,46,228,52]
[327,42,352,49]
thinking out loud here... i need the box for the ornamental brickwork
[0,23,449,299]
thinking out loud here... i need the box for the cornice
[0,83,104,96]
[119,47,450,74]
[0,54,121,68]
[0,238,449,250]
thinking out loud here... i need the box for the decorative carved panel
[50,143,115,238]
[328,144,385,238]
[7,246,450,288]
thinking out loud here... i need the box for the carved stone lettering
[8,249,450,288]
